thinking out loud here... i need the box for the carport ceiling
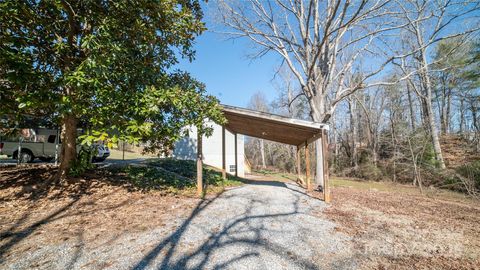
[221,105,326,146]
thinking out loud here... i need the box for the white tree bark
[219,0,404,186]
[260,139,266,169]
[219,0,479,178]
[393,0,480,168]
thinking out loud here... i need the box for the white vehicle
[0,129,110,163]
[91,144,110,162]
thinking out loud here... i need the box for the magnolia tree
[0,1,224,179]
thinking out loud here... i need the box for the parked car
[91,144,110,162]
[0,129,110,163]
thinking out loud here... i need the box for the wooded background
[220,0,480,197]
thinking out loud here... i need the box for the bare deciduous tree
[218,0,402,187]
[247,92,271,169]
[393,0,480,168]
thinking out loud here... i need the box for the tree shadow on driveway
[131,179,326,270]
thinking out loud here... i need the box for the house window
[229,165,236,172]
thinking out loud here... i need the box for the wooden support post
[234,133,238,177]
[197,130,203,197]
[296,146,303,185]
[305,141,312,192]
[222,126,227,179]
[322,129,331,203]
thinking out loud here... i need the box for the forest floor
[323,177,480,269]
[0,165,479,269]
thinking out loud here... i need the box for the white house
[172,122,245,177]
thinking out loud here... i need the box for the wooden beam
[296,146,304,185]
[322,129,331,203]
[305,141,312,192]
[222,105,326,130]
[222,126,227,179]
[226,120,311,145]
[234,133,238,177]
[197,130,203,197]
[223,109,325,146]
[297,132,322,149]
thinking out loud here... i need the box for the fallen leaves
[323,186,480,269]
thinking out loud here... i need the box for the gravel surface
[1,179,355,270]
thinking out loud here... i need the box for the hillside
[441,135,480,168]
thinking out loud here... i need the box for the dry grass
[331,177,474,202]
[322,177,480,269]
[0,163,240,257]
[1,166,479,269]
[107,149,156,160]
[0,165,201,268]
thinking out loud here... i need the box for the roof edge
[221,104,328,130]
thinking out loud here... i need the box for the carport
[196,105,331,202]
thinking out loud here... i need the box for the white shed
[173,122,245,178]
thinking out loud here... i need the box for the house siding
[173,123,245,177]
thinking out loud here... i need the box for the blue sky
[177,26,280,108]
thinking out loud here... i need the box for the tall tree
[461,40,480,148]
[247,92,270,169]
[432,38,471,134]
[0,0,224,179]
[218,0,404,187]
[395,0,480,169]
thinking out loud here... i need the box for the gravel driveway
[2,178,355,270]
[132,180,355,270]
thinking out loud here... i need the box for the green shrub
[69,146,96,177]
[151,158,196,178]
[457,161,480,190]
[118,165,194,191]
[355,163,385,181]
[147,158,243,188]
[358,149,372,164]
[420,143,440,168]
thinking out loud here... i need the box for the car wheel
[19,150,34,163]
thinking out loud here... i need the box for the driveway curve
[1,176,355,270]
[133,178,356,270]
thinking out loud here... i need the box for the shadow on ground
[0,166,342,269]
[131,177,337,270]
[0,166,154,265]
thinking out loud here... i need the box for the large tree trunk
[260,139,266,169]
[56,114,78,180]
[420,50,446,169]
[406,82,416,130]
[459,99,465,133]
[425,86,446,169]
[348,99,359,169]
[420,98,430,131]
[310,95,325,189]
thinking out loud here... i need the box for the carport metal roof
[221,104,327,146]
